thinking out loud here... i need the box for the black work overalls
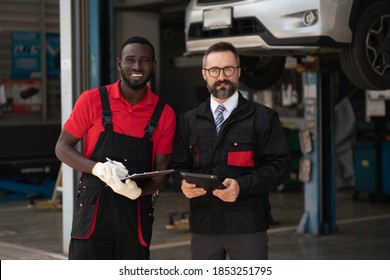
[68,86,164,260]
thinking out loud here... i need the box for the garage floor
[0,187,389,260]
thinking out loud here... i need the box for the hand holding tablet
[180,171,225,191]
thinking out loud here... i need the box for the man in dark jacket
[171,42,291,260]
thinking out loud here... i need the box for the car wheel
[239,56,286,90]
[339,2,390,90]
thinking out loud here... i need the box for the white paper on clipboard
[124,169,174,180]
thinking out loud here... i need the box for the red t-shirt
[63,80,176,167]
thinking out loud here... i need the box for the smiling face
[202,50,240,101]
[117,43,156,90]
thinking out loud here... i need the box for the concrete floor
[0,187,389,260]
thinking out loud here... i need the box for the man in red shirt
[55,36,176,259]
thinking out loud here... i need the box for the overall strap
[98,86,113,132]
[144,98,165,139]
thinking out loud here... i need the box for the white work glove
[92,159,128,183]
[105,168,142,200]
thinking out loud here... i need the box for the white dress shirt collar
[210,91,239,118]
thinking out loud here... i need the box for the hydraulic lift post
[297,67,337,235]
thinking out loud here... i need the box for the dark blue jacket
[172,93,291,234]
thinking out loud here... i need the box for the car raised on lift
[184,0,390,90]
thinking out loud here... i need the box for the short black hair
[119,36,155,61]
[202,41,240,67]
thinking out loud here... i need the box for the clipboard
[124,169,174,181]
[180,171,225,191]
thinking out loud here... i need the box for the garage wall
[159,14,205,116]
[0,0,61,180]
[0,0,61,124]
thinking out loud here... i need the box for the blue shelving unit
[352,141,381,200]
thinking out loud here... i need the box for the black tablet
[180,171,225,191]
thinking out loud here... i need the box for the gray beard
[208,83,237,99]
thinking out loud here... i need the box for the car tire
[339,2,390,90]
[239,56,286,90]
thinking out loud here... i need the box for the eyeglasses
[203,66,240,78]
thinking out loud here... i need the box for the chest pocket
[189,129,214,167]
[225,132,255,167]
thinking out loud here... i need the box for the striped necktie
[215,104,226,135]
